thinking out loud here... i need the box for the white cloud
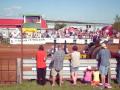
[4,6,22,11]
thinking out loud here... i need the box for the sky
[0,0,120,23]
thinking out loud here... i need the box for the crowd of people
[36,42,120,89]
[7,27,120,40]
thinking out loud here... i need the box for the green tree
[54,23,66,30]
[113,15,120,32]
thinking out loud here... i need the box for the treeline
[113,15,120,32]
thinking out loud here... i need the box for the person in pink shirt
[83,66,93,84]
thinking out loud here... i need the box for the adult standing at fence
[51,44,65,86]
[70,45,80,85]
[96,43,112,88]
[36,45,47,85]
[117,46,120,87]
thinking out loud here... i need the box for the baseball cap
[101,43,107,48]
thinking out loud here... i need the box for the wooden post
[17,25,23,82]
[17,58,22,84]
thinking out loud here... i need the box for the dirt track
[0,44,40,59]
[0,44,119,60]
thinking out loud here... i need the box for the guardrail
[20,58,117,80]
[10,38,119,44]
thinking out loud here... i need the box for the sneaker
[99,83,103,86]
[105,83,112,89]
[107,85,112,89]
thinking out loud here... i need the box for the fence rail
[21,58,117,80]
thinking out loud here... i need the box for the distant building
[46,20,110,31]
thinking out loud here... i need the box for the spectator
[91,67,100,86]
[117,46,120,87]
[51,44,65,86]
[36,45,47,85]
[70,45,80,85]
[83,66,93,84]
[96,43,112,89]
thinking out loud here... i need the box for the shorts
[51,68,63,77]
[71,66,79,72]
[99,65,109,75]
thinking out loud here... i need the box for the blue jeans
[117,65,120,84]
[37,68,46,85]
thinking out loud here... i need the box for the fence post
[17,58,22,84]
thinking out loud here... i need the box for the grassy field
[0,80,119,90]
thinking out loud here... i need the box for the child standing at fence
[70,45,80,85]
[83,66,93,84]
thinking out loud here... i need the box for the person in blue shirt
[96,43,112,89]
[51,44,65,86]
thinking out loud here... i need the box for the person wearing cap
[96,43,112,88]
